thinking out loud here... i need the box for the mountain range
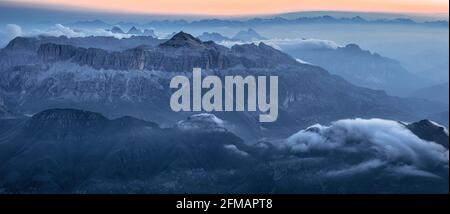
[0,1,448,194]
[108,26,157,38]
[0,108,447,193]
[195,31,438,97]
[0,28,448,194]
[65,16,449,30]
[280,43,431,96]
[198,32,231,42]
[0,32,447,134]
[198,29,267,42]
[0,32,446,138]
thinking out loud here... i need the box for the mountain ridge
[282,42,431,96]
[0,32,447,136]
[0,108,447,193]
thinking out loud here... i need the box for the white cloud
[5,24,23,38]
[263,38,340,50]
[29,24,132,39]
[218,38,340,51]
[224,144,249,157]
[176,113,227,131]
[283,118,449,178]
[0,24,23,46]
[295,58,313,65]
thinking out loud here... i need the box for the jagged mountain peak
[232,42,288,55]
[408,119,449,134]
[127,26,143,34]
[232,28,267,41]
[159,31,204,48]
[405,119,449,149]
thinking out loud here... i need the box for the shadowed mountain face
[0,109,447,193]
[0,32,447,139]
[282,43,431,96]
[0,109,252,193]
[405,120,449,149]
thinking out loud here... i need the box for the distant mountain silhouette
[127,26,143,35]
[198,32,232,42]
[232,29,267,41]
[66,15,448,31]
[282,43,431,96]
[110,26,125,34]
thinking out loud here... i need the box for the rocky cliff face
[36,32,299,72]
[38,43,147,70]
[0,32,447,137]
[0,35,163,69]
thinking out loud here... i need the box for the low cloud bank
[0,23,133,41]
[281,118,448,179]
[30,24,132,39]
[218,38,340,51]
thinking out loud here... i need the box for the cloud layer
[218,38,340,51]
[281,118,448,179]
[0,23,133,42]
[29,24,132,39]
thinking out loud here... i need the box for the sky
[6,0,450,16]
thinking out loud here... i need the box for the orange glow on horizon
[9,0,450,16]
